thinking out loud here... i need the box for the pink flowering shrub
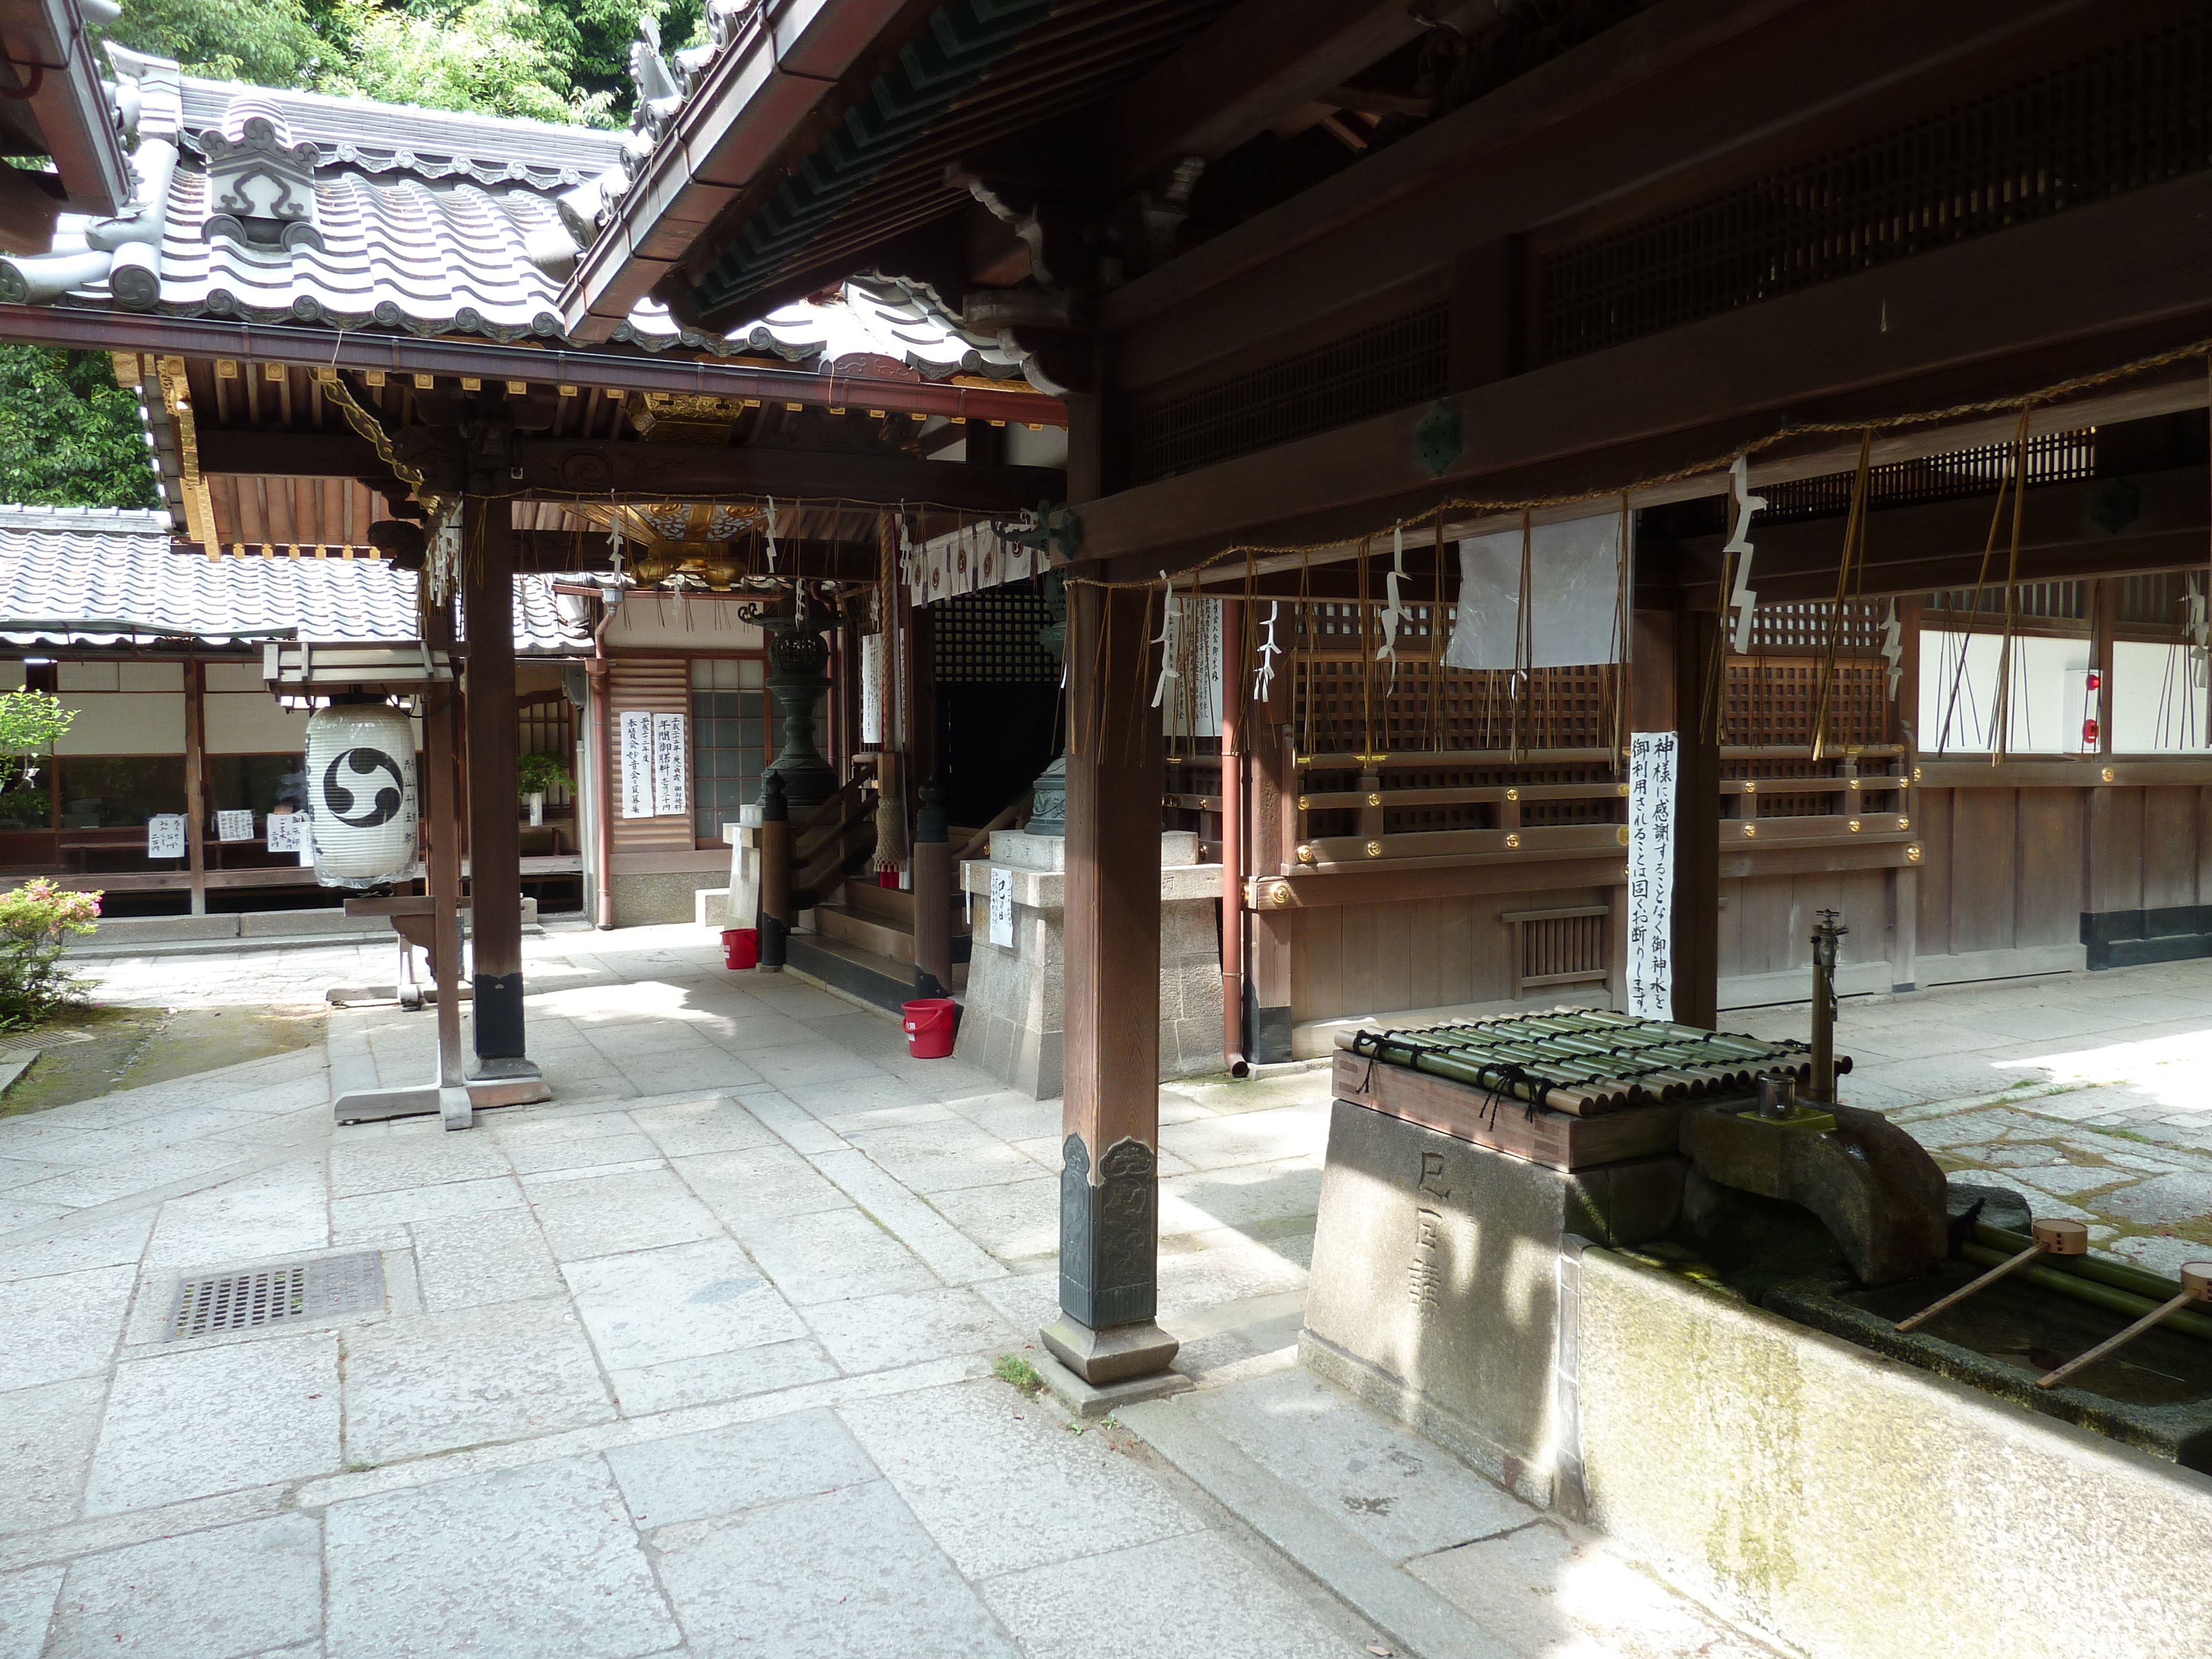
[0,879,100,1027]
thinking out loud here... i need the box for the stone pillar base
[1041,1313,1181,1385]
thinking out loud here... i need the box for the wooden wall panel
[1950,788,2019,954]
[1286,885,1609,1021]
[1916,787,1954,959]
[2141,786,2200,909]
[608,659,693,854]
[1720,870,1889,979]
[1404,898,1442,1010]
[2012,789,2084,946]
[1291,906,1343,1022]
[2084,786,2145,916]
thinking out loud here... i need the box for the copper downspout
[589,600,615,930]
[1220,598,1249,1078]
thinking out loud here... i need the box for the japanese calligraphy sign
[1625,731,1678,1020]
[265,811,304,852]
[619,710,656,818]
[989,865,1014,948]
[651,712,687,817]
[145,815,186,859]
[216,809,254,843]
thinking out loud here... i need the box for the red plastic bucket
[901,997,958,1059]
[721,927,758,970]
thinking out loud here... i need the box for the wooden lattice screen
[1284,601,1620,757]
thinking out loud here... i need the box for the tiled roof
[0,505,587,654]
[0,45,1031,383]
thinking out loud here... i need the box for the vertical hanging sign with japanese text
[619,711,655,818]
[651,712,687,817]
[1626,731,1678,1020]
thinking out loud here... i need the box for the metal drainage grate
[0,1027,97,1058]
[169,1252,386,1340]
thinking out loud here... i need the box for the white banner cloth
[1444,513,1624,671]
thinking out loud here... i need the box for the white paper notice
[1445,513,1625,671]
[619,710,655,818]
[216,808,254,843]
[989,865,1014,948]
[652,712,688,817]
[860,633,885,747]
[265,812,302,852]
[298,813,315,867]
[145,815,186,859]
[1625,731,1678,1020]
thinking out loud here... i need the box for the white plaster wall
[606,594,766,651]
[204,693,310,754]
[56,693,185,754]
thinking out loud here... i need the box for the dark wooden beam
[0,306,1066,425]
[1084,0,1499,192]
[1103,0,2117,392]
[518,439,1061,511]
[196,430,1063,513]
[1670,465,2211,604]
[1079,170,2212,573]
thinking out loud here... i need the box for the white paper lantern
[304,701,418,883]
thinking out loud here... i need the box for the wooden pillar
[756,770,790,972]
[183,660,207,917]
[421,593,468,1105]
[1043,578,1180,1392]
[911,780,952,997]
[463,494,526,1063]
[1631,602,1720,1030]
[2090,579,2116,753]
[1219,598,1245,1074]
[1244,650,1296,1062]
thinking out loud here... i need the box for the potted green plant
[516,752,573,828]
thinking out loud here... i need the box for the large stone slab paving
[323,1455,679,1659]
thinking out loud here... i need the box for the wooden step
[833,877,971,936]
[786,933,966,1015]
[843,880,914,925]
[815,901,915,963]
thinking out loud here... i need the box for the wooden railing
[1245,743,1923,883]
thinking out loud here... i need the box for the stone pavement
[3,922,1781,1659]
[0,924,2203,1657]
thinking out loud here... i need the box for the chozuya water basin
[1644,1182,2212,1472]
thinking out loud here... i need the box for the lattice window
[1926,581,2085,622]
[1131,306,1449,484]
[1722,659,1893,749]
[2115,571,2193,630]
[1539,16,2212,361]
[1759,430,2096,523]
[1741,601,1887,653]
[1282,600,1619,759]
[931,588,1056,684]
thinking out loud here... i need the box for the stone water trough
[1302,1013,2212,1659]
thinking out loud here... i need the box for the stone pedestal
[1301,1096,1685,1506]
[956,830,1223,1098]
[719,807,763,924]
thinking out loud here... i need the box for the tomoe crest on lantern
[304,701,418,885]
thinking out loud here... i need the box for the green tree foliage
[19,2,714,509]
[107,0,705,127]
[0,348,159,510]
[107,0,325,85]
